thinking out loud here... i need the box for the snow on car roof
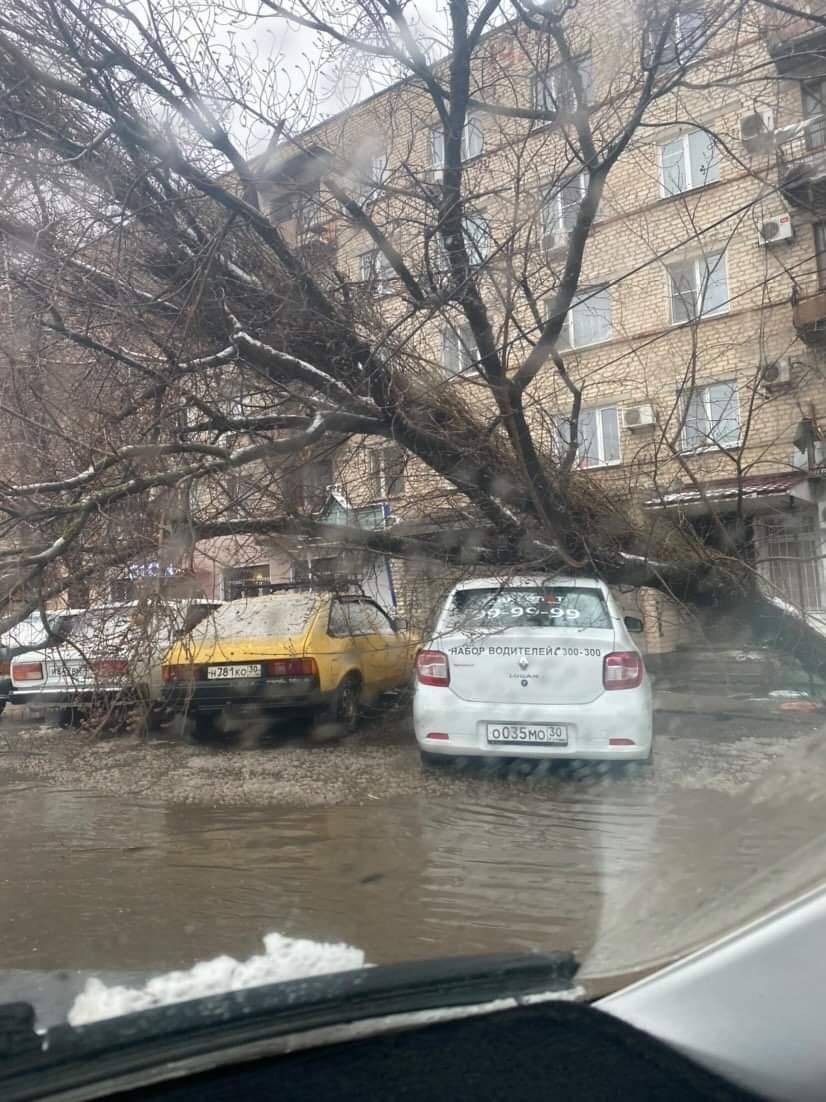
[194,592,322,641]
[452,575,602,591]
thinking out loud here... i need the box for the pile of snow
[68,933,367,1026]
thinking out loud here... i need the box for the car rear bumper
[413,685,653,760]
[162,679,329,715]
[9,686,128,706]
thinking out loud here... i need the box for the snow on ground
[68,932,367,1025]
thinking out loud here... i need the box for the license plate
[486,723,568,745]
[207,664,262,680]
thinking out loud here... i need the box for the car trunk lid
[436,585,616,706]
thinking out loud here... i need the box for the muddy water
[3,727,826,1024]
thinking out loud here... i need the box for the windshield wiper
[0,951,577,1101]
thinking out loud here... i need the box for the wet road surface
[2,712,826,1023]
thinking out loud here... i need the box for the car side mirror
[393,617,409,632]
[624,615,644,634]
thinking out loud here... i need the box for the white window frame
[360,151,388,201]
[442,324,480,376]
[680,379,740,453]
[659,129,720,196]
[667,251,728,324]
[430,113,483,170]
[541,173,587,251]
[464,209,490,263]
[535,55,593,115]
[553,405,621,469]
[649,3,706,68]
[360,248,392,293]
[553,285,612,350]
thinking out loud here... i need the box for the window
[295,184,323,234]
[660,130,719,196]
[285,458,333,511]
[445,586,612,631]
[535,55,593,115]
[368,444,406,499]
[816,224,826,289]
[360,248,392,292]
[541,174,586,250]
[648,2,705,68]
[553,405,621,468]
[554,285,612,349]
[222,564,271,601]
[802,80,826,151]
[442,324,480,376]
[668,252,728,323]
[360,151,388,200]
[293,556,338,586]
[758,514,823,611]
[330,598,394,636]
[430,113,483,169]
[464,209,490,263]
[682,380,739,451]
[431,211,489,273]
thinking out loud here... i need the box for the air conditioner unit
[757,211,793,246]
[760,358,792,389]
[739,109,775,153]
[623,403,655,430]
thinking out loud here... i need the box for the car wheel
[611,749,654,780]
[333,675,361,735]
[0,700,6,717]
[189,711,216,743]
[419,750,452,769]
[144,702,173,733]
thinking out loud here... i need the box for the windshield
[445,587,613,631]
[2,0,826,1055]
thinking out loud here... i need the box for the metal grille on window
[758,514,823,611]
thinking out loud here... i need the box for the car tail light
[92,659,129,677]
[264,658,319,678]
[603,651,643,691]
[416,650,450,687]
[13,661,43,682]
[162,664,206,683]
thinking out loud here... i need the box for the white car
[413,575,653,768]
[9,600,216,721]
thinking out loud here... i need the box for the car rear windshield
[444,587,613,631]
[196,594,320,642]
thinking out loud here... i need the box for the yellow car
[161,588,417,738]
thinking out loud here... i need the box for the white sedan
[413,575,653,768]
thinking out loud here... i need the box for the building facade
[199,2,826,649]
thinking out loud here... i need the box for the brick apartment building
[193,2,826,653]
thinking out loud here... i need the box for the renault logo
[518,656,529,670]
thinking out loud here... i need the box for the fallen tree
[0,0,824,675]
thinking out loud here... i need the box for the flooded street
[3,713,826,1024]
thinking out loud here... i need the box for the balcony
[764,5,826,74]
[777,131,826,211]
[793,288,826,344]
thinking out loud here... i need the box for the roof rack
[227,580,362,600]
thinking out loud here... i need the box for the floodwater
[3,722,826,1024]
